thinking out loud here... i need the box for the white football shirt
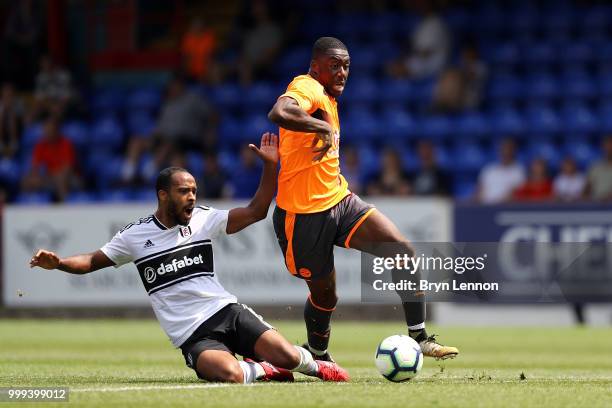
[100,206,237,347]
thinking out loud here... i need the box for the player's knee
[278,343,301,369]
[215,362,244,383]
[310,292,338,310]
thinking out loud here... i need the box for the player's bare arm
[29,249,115,274]
[226,132,279,234]
[268,97,333,161]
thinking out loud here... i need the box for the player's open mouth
[184,207,194,217]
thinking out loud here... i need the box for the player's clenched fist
[30,249,60,270]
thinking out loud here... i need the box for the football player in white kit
[29,133,349,384]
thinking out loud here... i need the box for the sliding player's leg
[253,327,349,382]
[347,209,459,360]
[194,349,247,383]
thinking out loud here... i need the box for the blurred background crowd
[1,0,612,204]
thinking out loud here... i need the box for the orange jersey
[276,75,349,214]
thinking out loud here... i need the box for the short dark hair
[155,167,189,199]
[312,37,347,59]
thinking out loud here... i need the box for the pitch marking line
[72,384,243,393]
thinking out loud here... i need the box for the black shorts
[180,303,273,379]
[273,193,375,280]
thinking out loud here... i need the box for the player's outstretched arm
[29,249,115,274]
[226,132,279,234]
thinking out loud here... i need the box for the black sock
[304,296,334,353]
[403,299,428,343]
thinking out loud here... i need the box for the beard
[168,200,189,226]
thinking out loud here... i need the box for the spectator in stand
[201,153,229,199]
[238,0,283,85]
[553,157,586,202]
[340,145,363,195]
[181,18,219,83]
[21,117,81,202]
[410,140,450,196]
[2,0,42,90]
[366,148,411,196]
[229,145,261,199]
[120,76,216,185]
[513,158,553,202]
[386,1,450,80]
[30,55,74,121]
[0,83,24,159]
[431,43,488,113]
[585,136,612,202]
[477,139,525,204]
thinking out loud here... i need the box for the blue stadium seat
[599,103,612,133]
[350,47,379,74]
[243,82,278,110]
[21,123,43,151]
[561,75,596,101]
[408,78,435,105]
[527,141,562,169]
[101,188,134,202]
[452,143,487,172]
[561,42,594,65]
[242,114,275,142]
[186,152,204,176]
[381,107,418,141]
[126,112,155,136]
[126,87,161,114]
[488,43,520,68]
[91,88,125,117]
[94,155,123,190]
[453,180,477,200]
[0,158,20,187]
[578,7,609,40]
[379,79,412,104]
[563,140,599,169]
[356,144,379,180]
[455,112,489,138]
[486,75,523,104]
[61,121,89,150]
[218,150,238,172]
[15,192,53,204]
[524,74,559,102]
[525,105,561,136]
[276,47,310,76]
[65,191,97,204]
[598,74,612,98]
[562,104,599,134]
[418,115,452,141]
[210,83,243,111]
[342,106,380,143]
[90,117,124,152]
[218,116,243,148]
[435,145,453,169]
[343,77,379,105]
[521,42,556,69]
[132,188,157,202]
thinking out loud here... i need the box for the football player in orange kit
[268,37,459,362]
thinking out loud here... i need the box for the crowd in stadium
[1,0,612,204]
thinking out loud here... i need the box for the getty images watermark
[361,242,612,303]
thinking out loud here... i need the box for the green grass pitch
[1,319,611,407]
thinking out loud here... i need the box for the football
[375,335,423,382]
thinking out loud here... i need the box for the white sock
[291,345,319,376]
[408,322,426,331]
[307,344,327,357]
[238,361,265,384]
